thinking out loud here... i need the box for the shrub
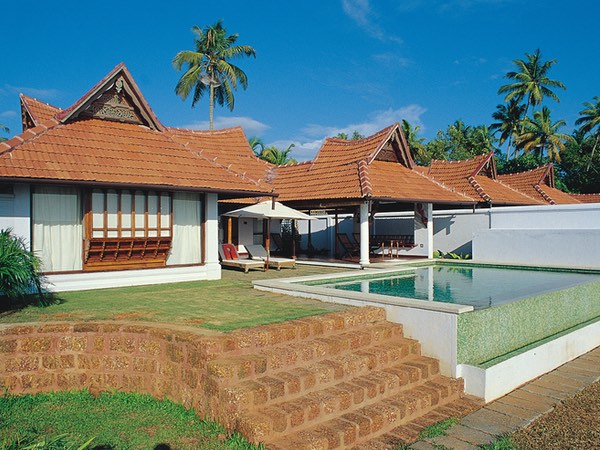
[0,229,48,305]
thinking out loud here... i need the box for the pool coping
[253,266,475,315]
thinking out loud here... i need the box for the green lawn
[0,390,260,449]
[0,265,349,332]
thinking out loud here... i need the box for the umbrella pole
[265,219,270,271]
[292,219,296,259]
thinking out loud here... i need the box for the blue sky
[1,0,598,161]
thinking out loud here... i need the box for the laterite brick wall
[0,322,222,414]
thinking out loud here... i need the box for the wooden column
[227,217,232,244]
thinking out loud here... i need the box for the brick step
[210,307,388,357]
[236,356,442,444]
[267,376,465,449]
[362,395,483,448]
[219,347,430,416]
[207,323,409,387]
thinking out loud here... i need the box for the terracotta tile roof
[0,65,271,197]
[426,153,542,205]
[569,193,600,203]
[0,119,268,195]
[367,160,473,203]
[272,125,472,205]
[166,126,274,190]
[498,165,578,205]
[20,95,61,125]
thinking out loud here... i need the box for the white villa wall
[0,183,30,244]
[473,203,600,268]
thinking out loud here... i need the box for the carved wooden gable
[80,77,144,125]
[373,130,413,168]
[57,64,164,131]
[21,108,36,132]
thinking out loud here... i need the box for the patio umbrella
[223,201,315,269]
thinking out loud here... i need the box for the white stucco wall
[473,203,600,268]
[0,183,30,244]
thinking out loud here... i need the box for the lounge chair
[245,245,296,270]
[336,233,360,259]
[270,233,284,253]
[219,244,265,273]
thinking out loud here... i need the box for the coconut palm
[498,49,565,127]
[0,123,8,142]
[490,100,526,159]
[401,119,427,163]
[173,21,256,129]
[516,106,572,161]
[258,144,297,165]
[575,96,600,171]
[249,136,265,156]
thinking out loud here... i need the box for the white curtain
[168,192,202,265]
[32,186,82,272]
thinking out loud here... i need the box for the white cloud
[0,84,60,99]
[341,0,403,44]
[0,110,17,118]
[180,116,270,135]
[304,105,427,139]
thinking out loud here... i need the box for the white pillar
[359,201,370,266]
[205,193,221,279]
[414,202,433,259]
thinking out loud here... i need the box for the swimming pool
[308,264,600,310]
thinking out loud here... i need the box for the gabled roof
[272,124,473,205]
[426,153,543,205]
[498,165,579,205]
[569,193,600,204]
[0,65,271,197]
[166,126,274,190]
[20,95,62,130]
[56,63,165,132]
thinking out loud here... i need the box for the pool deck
[410,345,600,449]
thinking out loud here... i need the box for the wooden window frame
[83,188,173,271]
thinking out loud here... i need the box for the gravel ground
[511,380,600,450]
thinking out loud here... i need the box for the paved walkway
[411,346,600,450]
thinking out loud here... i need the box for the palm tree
[498,49,566,129]
[575,96,600,171]
[490,100,526,159]
[173,21,256,129]
[249,136,265,156]
[258,144,297,165]
[516,106,571,161]
[401,119,427,163]
[0,123,8,142]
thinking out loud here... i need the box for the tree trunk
[209,83,215,130]
[587,133,599,171]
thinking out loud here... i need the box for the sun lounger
[219,244,265,273]
[337,233,360,259]
[245,244,296,270]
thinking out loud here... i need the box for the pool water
[314,265,600,309]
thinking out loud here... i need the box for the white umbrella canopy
[223,201,315,269]
[223,201,315,220]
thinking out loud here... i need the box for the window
[90,189,172,239]
[84,189,173,271]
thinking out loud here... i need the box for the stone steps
[237,355,442,443]
[204,307,480,448]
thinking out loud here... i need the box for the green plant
[479,435,521,449]
[0,229,48,305]
[433,250,471,260]
[1,434,94,450]
[417,417,460,440]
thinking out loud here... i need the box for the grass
[417,417,460,440]
[0,390,261,450]
[479,435,521,449]
[0,265,349,332]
